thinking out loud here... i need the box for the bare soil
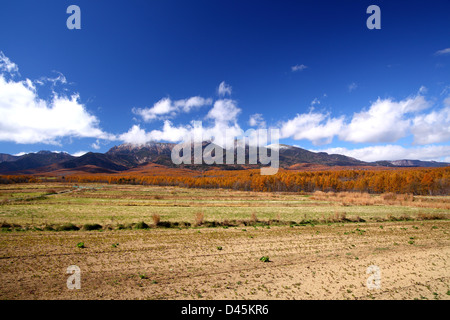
[1,220,449,300]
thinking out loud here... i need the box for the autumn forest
[2,167,448,195]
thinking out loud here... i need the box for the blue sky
[0,0,449,162]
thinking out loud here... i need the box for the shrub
[382,192,397,201]
[152,213,161,226]
[103,224,114,231]
[179,222,191,228]
[194,212,204,226]
[260,256,270,262]
[398,214,412,221]
[134,221,149,229]
[76,242,85,248]
[56,223,79,231]
[417,212,447,220]
[350,216,365,222]
[82,223,102,231]
[203,221,219,228]
[43,224,55,231]
[157,221,175,228]
[0,221,12,228]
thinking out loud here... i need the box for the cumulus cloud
[218,81,232,96]
[119,122,193,145]
[148,121,192,143]
[119,121,244,147]
[279,93,450,146]
[339,95,430,143]
[0,73,114,145]
[249,113,266,128]
[121,81,243,146]
[291,64,307,72]
[133,96,212,122]
[120,95,245,147]
[280,111,344,145]
[119,125,152,145]
[411,106,450,144]
[313,145,450,162]
[206,99,241,123]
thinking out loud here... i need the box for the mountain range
[0,143,448,175]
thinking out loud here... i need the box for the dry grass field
[0,183,449,300]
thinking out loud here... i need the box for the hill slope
[0,142,448,175]
[0,151,74,174]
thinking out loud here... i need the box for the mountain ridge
[0,143,448,175]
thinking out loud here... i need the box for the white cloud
[291,64,307,72]
[119,120,245,148]
[280,111,344,145]
[91,139,101,150]
[313,145,450,162]
[218,81,232,96]
[119,125,154,145]
[121,89,244,146]
[120,97,245,147]
[339,95,430,143]
[0,73,114,145]
[0,51,18,74]
[177,96,212,112]
[435,48,450,55]
[206,99,241,123]
[249,113,266,128]
[119,122,192,145]
[148,120,192,143]
[133,96,212,122]
[279,93,450,146]
[411,106,450,144]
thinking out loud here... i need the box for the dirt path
[0,220,449,300]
